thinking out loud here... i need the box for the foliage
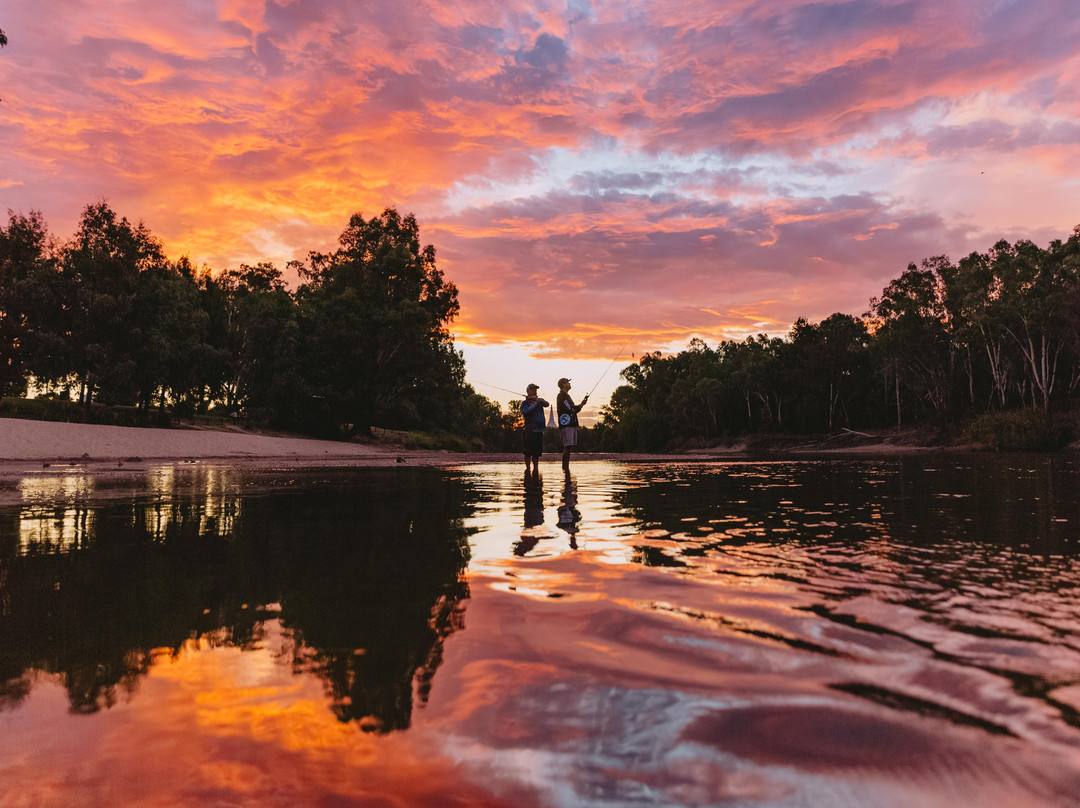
[294,209,463,437]
[0,210,58,395]
[962,408,1071,452]
[596,226,1080,451]
[0,396,157,427]
[4,199,1080,452]
[372,427,480,452]
[0,204,501,444]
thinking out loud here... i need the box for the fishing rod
[470,337,632,403]
[471,380,526,397]
[586,338,632,400]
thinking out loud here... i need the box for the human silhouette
[515,469,545,556]
[556,470,581,550]
[556,378,588,471]
[520,383,550,473]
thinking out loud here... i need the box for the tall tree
[868,261,952,426]
[211,262,304,423]
[62,202,168,405]
[127,257,212,416]
[0,211,57,394]
[990,238,1077,411]
[295,209,461,437]
[789,313,871,432]
[942,248,1015,410]
[601,351,676,451]
[724,334,789,431]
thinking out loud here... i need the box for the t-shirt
[557,392,580,429]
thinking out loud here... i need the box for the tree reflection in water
[0,467,474,733]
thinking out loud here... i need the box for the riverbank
[0,417,943,467]
[0,416,654,471]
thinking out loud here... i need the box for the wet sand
[0,417,645,488]
[0,417,931,481]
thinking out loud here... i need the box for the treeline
[595,226,1080,451]
[0,203,508,442]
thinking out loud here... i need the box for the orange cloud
[1,0,1077,370]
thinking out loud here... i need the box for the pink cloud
[0,0,1077,369]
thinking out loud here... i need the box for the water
[2,455,1080,806]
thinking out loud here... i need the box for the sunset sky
[2,0,1079,413]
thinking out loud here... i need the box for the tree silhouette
[296,208,463,437]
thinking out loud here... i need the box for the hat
[558,377,571,387]
[526,383,539,391]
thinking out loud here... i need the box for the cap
[526,383,539,391]
[557,377,571,387]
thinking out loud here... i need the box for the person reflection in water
[557,471,581,550]
[515,469,546,556]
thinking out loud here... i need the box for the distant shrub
[0,397,158,427]
[962,408,1071,451]
[0,396,83,422]
[371,427,479,452]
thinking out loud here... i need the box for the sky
[1,0,1079,418]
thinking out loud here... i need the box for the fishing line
[470,338,632,403]
[470,380,526,397]
[586,338,632,399]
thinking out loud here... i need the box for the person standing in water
[520,383,549,474]
[556,378,588,471]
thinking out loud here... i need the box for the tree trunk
[895,366,901,429]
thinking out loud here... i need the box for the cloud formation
[1,0,1078,366]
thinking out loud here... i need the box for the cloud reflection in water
[2,457,1080,806]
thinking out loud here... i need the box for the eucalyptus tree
[989,238,1078,411]
[599,352,679,451]
[723,334,789,431]
[868,261,953,426]
[207,262,302,421]
[0,210,57,395]
[127,256,214,416]
[666,339,726,442]
[295,208,462,437]
[942,248,1016,410]
[789,313,872,432]
[1055,227,1080,397]
[62,202,169,405]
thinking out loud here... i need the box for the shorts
[523,430,544,457]
[560,427,578,447]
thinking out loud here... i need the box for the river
[1,455,1079,806]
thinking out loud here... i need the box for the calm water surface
[2,455,1080,806]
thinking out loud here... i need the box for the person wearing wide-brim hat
[520,383,549,473]
[556,377,588,471]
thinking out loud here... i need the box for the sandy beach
[0,416,929,478]
[0,417,647,508]
[0,416,634,475]
[0,417,413,463]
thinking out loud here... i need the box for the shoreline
[0,415,950,472]
[0,416,948,462]
[0,417,1009,509]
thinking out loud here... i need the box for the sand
[0,417,409,463]
[0,416,932,474]
[0,417,627,476]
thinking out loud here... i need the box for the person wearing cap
[520,383,549,473]
[556,378,588,471]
